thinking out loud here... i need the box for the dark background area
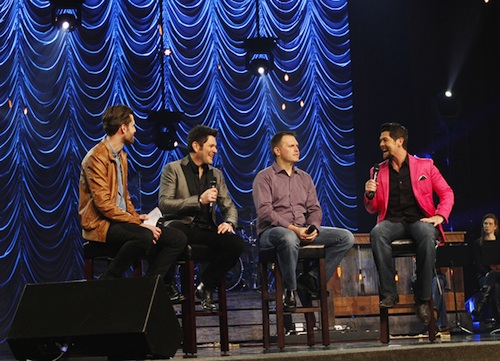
[348,0,500,296]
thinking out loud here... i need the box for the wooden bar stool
[177,244,229,357]
[379,238,436,344]
[260,244,330,350]
[83,241,142,280]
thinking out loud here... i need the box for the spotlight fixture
[148,110,183,151]
[436,91,460,118]
[243,0,278,76]
[51,0,83,32]
[244,37,277,76]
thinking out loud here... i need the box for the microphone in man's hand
[305,225,317,234]
[209,179,217,208]
[366,163,380,200]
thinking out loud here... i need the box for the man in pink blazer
[364,123,454,325]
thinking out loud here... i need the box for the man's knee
[344,231,355,248]
[279,232,300,250]
[370,224,384,240]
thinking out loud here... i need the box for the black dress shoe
[166,282,185,304]
[416,301,431,325]
[196,282,218,312]
[283,289,297,312]
[297,273,320,298]
[379,295,399,308]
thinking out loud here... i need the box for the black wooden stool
[260,244,330,349]
[379,238,436,344]
[177,244,229,356]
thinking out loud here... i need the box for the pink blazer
[364,154,454,242]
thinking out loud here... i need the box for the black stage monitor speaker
[7,276,181,360]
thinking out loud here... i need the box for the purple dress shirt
[252,162,322,236]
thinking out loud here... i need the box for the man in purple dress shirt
[252,131,354,311]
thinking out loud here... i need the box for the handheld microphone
[209,179,217,208]
[366,163,380,200]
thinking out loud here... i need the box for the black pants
[105,222,187,281]
[168,221,245,290]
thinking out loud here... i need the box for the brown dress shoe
[416,302,431,325]
[379,295,399,308]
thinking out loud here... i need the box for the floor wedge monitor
[7,275,181,360]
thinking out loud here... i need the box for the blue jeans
[370,220,437,301]
[432,274,448,328]
[259,226,354,290]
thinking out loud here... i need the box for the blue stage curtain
[0,0,354,344]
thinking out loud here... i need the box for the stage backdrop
[0,0,355,345]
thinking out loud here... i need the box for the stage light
[249,57,271,76]
[244,37,277,77]
[148,110,182,151]
[51,0,82,32]
[55,13,78,31]
[157,127,179,150]
[243,0,278,77]
[437,92,460,118]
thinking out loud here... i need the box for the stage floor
[173,332,500,361]
[3,289,500,361]
[3,333,500,361]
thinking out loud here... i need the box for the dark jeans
[479,270,500,317]
[168,221,245,290]
[370,220,437,301]
[432,274,448,328]
[106,222,187,282]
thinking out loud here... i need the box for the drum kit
[224,207,275,292]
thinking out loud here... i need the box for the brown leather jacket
[79,139,140,242]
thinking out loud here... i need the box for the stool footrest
[384,303,418,309]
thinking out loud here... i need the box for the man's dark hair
[102,105,133,136]
[187,125,218,152]
[270,131,296,158]
[380,122,408,150]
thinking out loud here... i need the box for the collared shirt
[106,138,126,211]
[186,156,215,229]
[252,162,322,236]
[385,156,424,223]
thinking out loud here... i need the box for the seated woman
[472,213,500,321]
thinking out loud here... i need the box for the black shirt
[186,156,216,229]
[385,156,425,223]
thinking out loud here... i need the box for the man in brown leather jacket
[79,105,187,302]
